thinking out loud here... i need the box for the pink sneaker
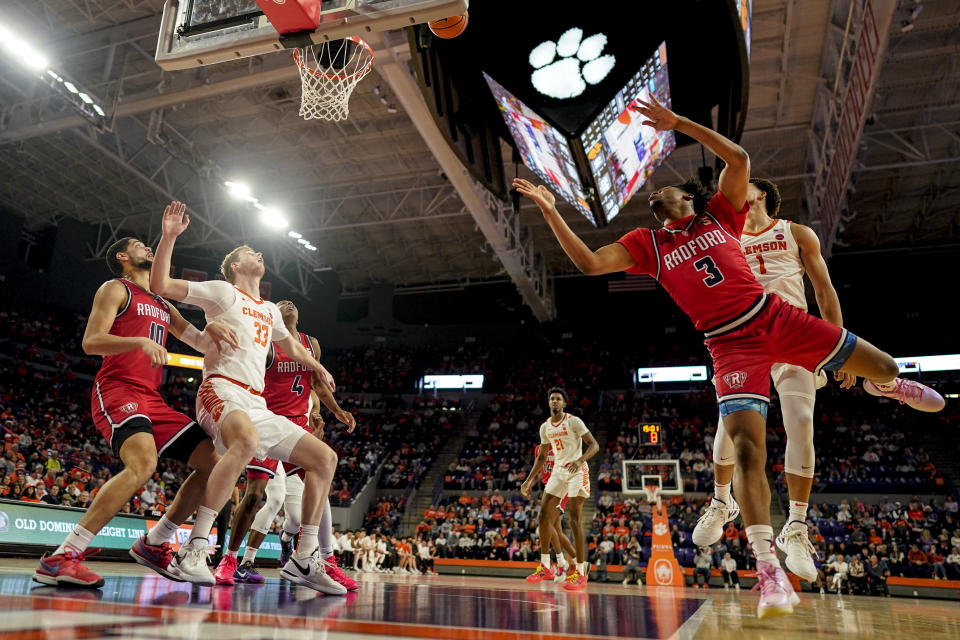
[752,561,795,619]
[214,555,237,586]
[324,555,358,591]
[864,378,945,412]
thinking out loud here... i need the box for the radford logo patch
[119,402,138,414]
[723,371,748,389]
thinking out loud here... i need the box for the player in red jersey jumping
[214,300,357,592]
[34,237,238,588]
[514,96,943,618]
[521,442,577,583]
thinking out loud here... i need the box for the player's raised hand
[317,365,336,393]
[835,370,857,390]
[630,95,680,131]
[138,337,168,368]
[161,201,190,238]
[512,178,556,212]
[204,321,239,353]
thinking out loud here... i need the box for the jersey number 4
[291,374,305,396]
[694,256,724,287]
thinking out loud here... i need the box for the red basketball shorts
[707,293,856,412]
[247,415,311,481]
[92,378,206,463]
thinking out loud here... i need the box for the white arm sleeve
[182,280,235,316]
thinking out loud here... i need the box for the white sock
[242,546,258,564]
[280,529,297,542]
[874,379,898,391]
[188,505,217,547]
[714,482,731,504]
[577,562,587,574]
[55,525,95,556]
[318,500,334,559]
[746,524,779,566]
[146,515,179,546]
[295,524,320,559]
[788,501,809,526]
[225,549,238,559]
[556,553,568,568]
[541,554,551,567]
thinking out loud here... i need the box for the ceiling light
[0,28,49,71]
[77,92,94,104]
[63,81,78,93]
[258,208,288,229]
[92,105,105,116]
[305,244,317,251]
[288,231,302,239]
[225,181,252,200]
[297,238,309,245]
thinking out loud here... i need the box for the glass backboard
[156,0,469,70]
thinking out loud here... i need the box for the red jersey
[617,192,766,334]
[262,332,316,418]
[534,444,555,484]
[95,278,172,390]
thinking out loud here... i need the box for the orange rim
[293,36,374,81]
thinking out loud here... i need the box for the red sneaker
[129,536,180,581]
[525,563,555,583]
[34,548,105,588]
[561,569,587,591]
[324,555,359,591]
[214,555,237,586]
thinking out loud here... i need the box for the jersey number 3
[694,256,724,287]
[253,321,269,346]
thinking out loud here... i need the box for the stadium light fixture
[258,207,288,229]
[0,24,49,71]
[288,231,302,239]
[225,180,253,201]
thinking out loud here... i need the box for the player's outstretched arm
[309,335,336,393]
[520,445,550,498]
[150,201,194,301]
[631,96,750,209]
[166,304,239,354]
[793,223,856,388]
[82,280,167,367]
[309,389,325,439]
[277,333,355,431]
[512,178,635,275]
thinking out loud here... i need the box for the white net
[294,37,374,122]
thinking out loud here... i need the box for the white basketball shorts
[544,462,590,499]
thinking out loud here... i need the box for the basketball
[428,12,468,39]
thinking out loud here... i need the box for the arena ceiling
[0,0,958,303]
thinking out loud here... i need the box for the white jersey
[540,413,588,468]
[183,280,289,392]
[741,219,806,311]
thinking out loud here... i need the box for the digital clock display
[640,423,662,446]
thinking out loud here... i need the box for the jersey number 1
[148,322,166,346]
[694,256,724,287]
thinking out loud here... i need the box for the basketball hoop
[643,484,662,507]
[293,36,374,122]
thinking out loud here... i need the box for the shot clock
[640,423,663,446]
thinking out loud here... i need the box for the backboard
[155,0,469,70]
[621,459,683,496]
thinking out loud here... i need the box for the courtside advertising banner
[0,500,146,548]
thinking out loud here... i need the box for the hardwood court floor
[0,559,957,639]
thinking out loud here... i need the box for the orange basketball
[428,12,468,39]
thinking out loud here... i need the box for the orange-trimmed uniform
[533,444,569,512]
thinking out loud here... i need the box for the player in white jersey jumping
[150,201,353,594]
[521,387,599,591]
[691,178,927,583]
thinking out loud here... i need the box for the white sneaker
[692,496,740,547]
[622,578,629,585]
[553,566,569,583]
[168,542,214,586]
[735,583,740,590]
[281,553,348,595]
[776,523,819,583]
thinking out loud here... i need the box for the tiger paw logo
[654,558,674,583]
[723,371,748,389]
[653,522,669,536]
[119,402,139,414]
[529,28,616,99]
